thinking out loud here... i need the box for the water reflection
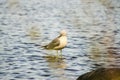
[90,43,101,60]
[89,32,120,68]
[43,55,69,80]
[27,26,41,40]
[100,31,115,47]
[7,0,19,9]
[44,55,67,69]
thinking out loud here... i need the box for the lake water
[0,0,120,80]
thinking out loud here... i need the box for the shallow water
[0,0,120,80]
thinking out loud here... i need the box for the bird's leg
[60,50,62,58]
[56,50,59,58]
[49,50,53,56]
[50,50,52,55]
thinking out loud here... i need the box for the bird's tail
[42,45,48,49]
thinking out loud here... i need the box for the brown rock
[77,68,120,80]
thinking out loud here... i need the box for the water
[0,0,120,80]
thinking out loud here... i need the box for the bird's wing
[46,38,60,49]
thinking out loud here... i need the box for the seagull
[43,30,67,56]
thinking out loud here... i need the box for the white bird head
[60,30,67,36]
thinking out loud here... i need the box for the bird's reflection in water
[44,55,67,69]
[43,55,68,80]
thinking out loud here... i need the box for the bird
[43,30,67,57]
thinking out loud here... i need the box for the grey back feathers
[44,37,60,50]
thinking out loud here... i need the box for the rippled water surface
[0,0,120,80]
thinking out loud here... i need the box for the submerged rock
[77,68,120,80]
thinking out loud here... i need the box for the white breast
[54,36,67,49]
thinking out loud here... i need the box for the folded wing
[43,38,60,49]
